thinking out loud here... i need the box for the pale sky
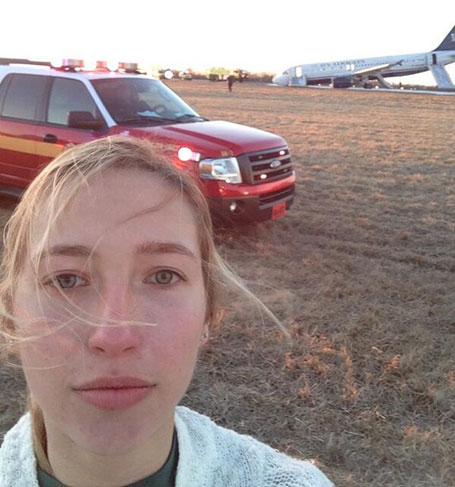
[2,1,455,84]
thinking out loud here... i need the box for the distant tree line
[145,64,275,83]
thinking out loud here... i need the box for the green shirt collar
[37,430,178,487]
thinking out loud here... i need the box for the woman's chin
[65,408,174,457]
[72,426,154,456]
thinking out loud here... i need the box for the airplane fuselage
[273,26,455,89]
[304,52,453,80]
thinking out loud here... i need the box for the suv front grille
[259,184,295,206]
[237,147,293,185]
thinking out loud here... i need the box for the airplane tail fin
[434,25,455,51]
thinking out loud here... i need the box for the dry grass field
[1,80,454,486]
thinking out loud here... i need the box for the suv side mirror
[67,111,105,130]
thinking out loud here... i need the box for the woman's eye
[146,270,182,286]
[46,274,88,289]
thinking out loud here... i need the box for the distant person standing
[227,74,236,92]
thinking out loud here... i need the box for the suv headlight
[199,157,242,184]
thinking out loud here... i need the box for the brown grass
[1,80,455,486]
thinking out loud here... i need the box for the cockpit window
[91,78,199,125]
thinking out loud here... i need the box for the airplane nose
[272,73,289,86]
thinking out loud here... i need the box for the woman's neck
[32,407,175,487]
[32,405,53,475]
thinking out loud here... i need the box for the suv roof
[0,58,154,81]
[0,58,193,130]
[0,66,151,81]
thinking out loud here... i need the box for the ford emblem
[270,160,281,168]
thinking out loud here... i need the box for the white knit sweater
[0,406,333,487]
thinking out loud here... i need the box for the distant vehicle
[233,69,249,82]
[273,25,455,90]
[208,69,249,82]
[207,72,227,81]
[179,71,193,80]
[0,58,295,223]
[158,68,174,80]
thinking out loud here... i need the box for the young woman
[0,136,332,487]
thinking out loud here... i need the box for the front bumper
[207,184,295,222]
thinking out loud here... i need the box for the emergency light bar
[117,62,141,73]
[62,59,84,69]
[1,57,144,74]
[96,60,110,71]
[50,59,84,71]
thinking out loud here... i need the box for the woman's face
[13,168,207,455]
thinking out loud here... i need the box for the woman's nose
[87,285,143,357]
[87,323,143,356]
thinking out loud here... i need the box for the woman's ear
[211,308,225,328]
[200,323,209,345]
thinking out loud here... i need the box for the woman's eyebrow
[36,242,197,260]
[136,241,197,259]
[37,245,92,260]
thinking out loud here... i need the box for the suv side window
[1,74,49,121]
[47,78,100,126]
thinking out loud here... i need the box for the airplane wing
[351,60,403,77]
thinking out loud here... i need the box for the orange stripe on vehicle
[0,135,36,155]
[0,135,65,158]
[35,140,65,158]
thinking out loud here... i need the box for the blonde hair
[0,135,284,357]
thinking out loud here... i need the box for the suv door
[0,73,50,188]
[34,77,106,177]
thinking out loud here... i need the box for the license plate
[272,202,286,220]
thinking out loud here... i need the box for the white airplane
[273,25,455,89]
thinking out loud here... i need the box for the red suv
[0,59,295,222]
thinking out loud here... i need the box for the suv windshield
[91,77,201,125]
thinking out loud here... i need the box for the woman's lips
[73,377,154,411]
